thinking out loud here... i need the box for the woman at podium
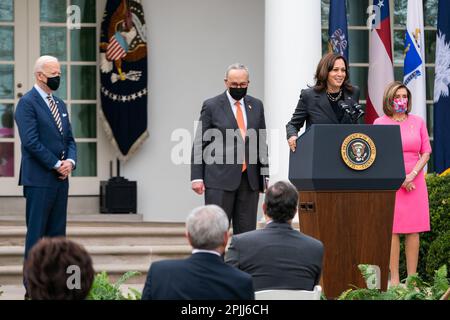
[374,81,432,286]
[286,52,360,152]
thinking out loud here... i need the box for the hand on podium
[288,136,297,152]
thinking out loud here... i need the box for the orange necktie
[235,101,247,172]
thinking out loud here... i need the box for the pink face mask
[393,98,408,113]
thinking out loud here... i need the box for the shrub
[86,271,141,300]
[399,174,450,282]
[426,230,450,277]
[338,264,449,300]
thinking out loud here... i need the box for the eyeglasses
[228,81,249,88]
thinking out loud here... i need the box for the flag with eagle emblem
[100,0,148,160]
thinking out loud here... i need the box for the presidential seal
[341,133,376,170]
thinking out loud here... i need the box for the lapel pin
[248,104,252,110]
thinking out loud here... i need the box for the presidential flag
[100,0,148,160]
[328,0,349,61]
[433,0,450,174]
[365,0,394,124]
[403,0,426,121]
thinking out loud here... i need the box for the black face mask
[229,87,247,101]
[46,76,60,91]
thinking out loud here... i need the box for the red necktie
[235,101,247,172]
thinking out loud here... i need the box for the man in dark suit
[225,181,324,292]
[141,205,254,300]
[191,63,269,234]
[15,55,77,295]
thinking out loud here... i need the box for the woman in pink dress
[374,81,432,286]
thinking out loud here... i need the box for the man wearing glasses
[191,63,269,235]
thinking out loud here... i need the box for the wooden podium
[289,125,405,299]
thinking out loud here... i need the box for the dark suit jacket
[141,252,255,300]
[225,222,324,291]
[15,87,77,187]
[191,91,269,192]
[286,86,360,139]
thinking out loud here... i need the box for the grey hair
[225,63,249,79]
[34,55,59,74]
[186,205,229,250]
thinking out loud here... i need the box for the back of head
[186,205,229,250]
[26,237,94,300]
[264,181,298,223]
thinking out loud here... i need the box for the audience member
[25,237,94,300]
[225,181,324,291]
[142,205,254,300]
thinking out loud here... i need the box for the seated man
[25,237,94,300]
[141,205,254,300]
[225,180,324,291]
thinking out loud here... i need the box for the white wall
[124,0,265,221]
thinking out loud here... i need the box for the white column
[264,0,322,184]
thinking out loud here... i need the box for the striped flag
[106,32,128,61]
[365,0,394,124]
[433,0,450,173]
[403,0,426,121]
[328,0,349,61]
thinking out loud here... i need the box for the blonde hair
[382,81,412,116]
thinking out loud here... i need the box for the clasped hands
[56,160,73,180]
[402,172,417,192]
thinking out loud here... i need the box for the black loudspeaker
[100,160,137,214]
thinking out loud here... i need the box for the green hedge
[426,230,450,277]
[399,173,450,282]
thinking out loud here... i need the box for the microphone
[353,103,365,121]
[338,100,353,115]
[338,100,356,123]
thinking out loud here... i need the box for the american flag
[106,32,128,61]
[365,0,394,124]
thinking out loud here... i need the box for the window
[40,0,97,177]
[0,0,14,177]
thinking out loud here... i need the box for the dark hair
[313,52,353,92]
[264,181,298,222]
[25,237,94,300]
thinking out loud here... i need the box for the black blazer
[225,222,324,291]
[141,252,255,300]
[286,86,360,139]
[191,91,269,191]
